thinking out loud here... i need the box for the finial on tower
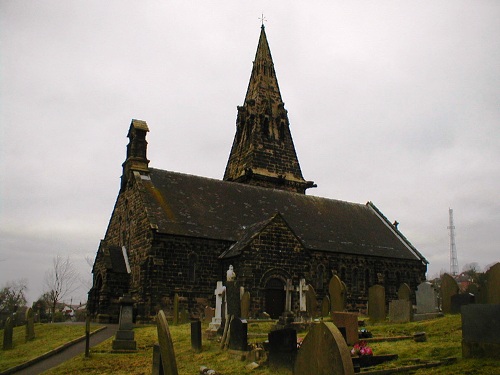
[259,13,267,28]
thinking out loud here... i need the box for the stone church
[88,26,428,321]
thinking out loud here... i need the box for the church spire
[223,26,315,194]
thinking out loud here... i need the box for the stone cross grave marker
[297,278,309,312]
[284,279,294,312]
[209,281,225,330]
[294,322,355,375]
[485,262,500,304]
[388,299,412,323]
[3,317,13,350]
[241,291,250,319]
[306,284,318,318]
[321,295,330,317]
[415,281,438,314]
[25,307,35,342]
[112,294,137,350]
[398,283,411,301]
[368,285,386,322]
[156,310,178,375]
[440,273,459,314]
[329,275,345,312]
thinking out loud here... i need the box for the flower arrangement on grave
[350,340,373,357]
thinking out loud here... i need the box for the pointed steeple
[223,26,315,194]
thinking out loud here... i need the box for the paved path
[11,324,119,375]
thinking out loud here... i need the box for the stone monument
[112,294,137,350]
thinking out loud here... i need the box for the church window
[188,253,198,283]
[316,264,325,290]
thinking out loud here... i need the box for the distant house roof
[135,169,427,263]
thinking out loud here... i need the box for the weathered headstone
[440,273,459,314]
[330,311,359,345]
[226,281,241,317]
[208,281,225,330]
[415,281,438,314]
[450,293,475,314]
[306,284,318,318]
[241,291,250,319]
[3,317,13,350]
[329,275,345,312]
[368,285,386,322]
[297,279,310,312]
[25,307,35,342]
[268,328,297,370]
[321,296,330,317]
[398,283,411,301]
[228,317,248,351]
[294,322,355,375]
[462,304,500,359]
[191,320,202,352]
[485,262,500,304]
[388,299,412,323]
[112,294,137,350]
[156,310,179,375]
[284,279,294,312]
[203,306,214,323]
[173,293,179,325]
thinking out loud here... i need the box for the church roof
[136,168,427,263]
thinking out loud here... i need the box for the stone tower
[223,26,315,194]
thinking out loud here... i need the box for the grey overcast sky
[1,1,499,304]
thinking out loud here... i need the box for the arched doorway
[265,278,285,319]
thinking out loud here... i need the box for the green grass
[0,323,103,372]
[3,316,499,374]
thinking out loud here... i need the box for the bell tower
[223,26,315,194]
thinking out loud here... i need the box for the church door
[265,278,285,319]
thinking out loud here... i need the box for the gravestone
[284,279,294,312]
[321,296,330,317]
[226,281,241,317]
[368,285,386,322]
[203,306,214,323]
[173,293,179,325]
[268,328,297,369]
[294,322,355,375]
[485,262,500,304]
[297,279,309,312]
[241,291,250,319]
[440,273,459,314]
[462,304,500,359]
[388,300,412,323]
[228,317,248,351]
[191,320,202,352]
[329,275,345,312]
[25,307,35,342]
[3,317,13,350]
[330,311,358,345]
[450,293,475,314]
[398,283,411,301]
[112,294,137,350]
[156,310,178,375]
[416,281,438,314]
[306,284,318,318]
[208,281,225,330]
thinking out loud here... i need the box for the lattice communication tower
[448,208,459,276]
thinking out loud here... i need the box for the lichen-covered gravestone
[294,322,355,375]
[3,317,13,350]
[440,273,458,314]
[112,295,137,350]
[388,299,412,323]
[240,291,250,319]
[368,285,386,322]
[485,262,500,304]
[329,275,345,312]
[25,307,35,342]
[155,310,179,375]
[305,284,318,318]
[415,281,438,314]
[398,283,411,301]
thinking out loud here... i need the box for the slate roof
[136,168,427,263]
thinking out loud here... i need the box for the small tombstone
[241,291,251,319]
[228,317,248,351]
[191,320,202,352]
[112,294,137,350]
[25,307,35,342]
[485,262,500,304]
[368,285,386,322]
[440,273,459,314]
[156,310,179,375]
[3,317,13,350]
[173,293,179,325]
[415,281,438,314]
[268,328,297,369]
[294,322,355,375]
[450,293,475,314]
[329,275,345,312]
[398,283,411,301]
[330,311,359,345]
[226,281,241,317]
[179,309,190,324]
[388,300,412,323]
[203,306,215,323]
[462,304,500,359]
[321,296,330,317]
[306,284,318,318]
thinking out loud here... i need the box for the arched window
[188,253,198,283]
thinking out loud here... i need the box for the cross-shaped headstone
[209,281,226,330]
[297,279,310,312]
[284,279,294,312]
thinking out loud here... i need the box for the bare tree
[0,279,28,314]
[44,255,79,321]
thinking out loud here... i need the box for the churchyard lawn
[0,323,103,372]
